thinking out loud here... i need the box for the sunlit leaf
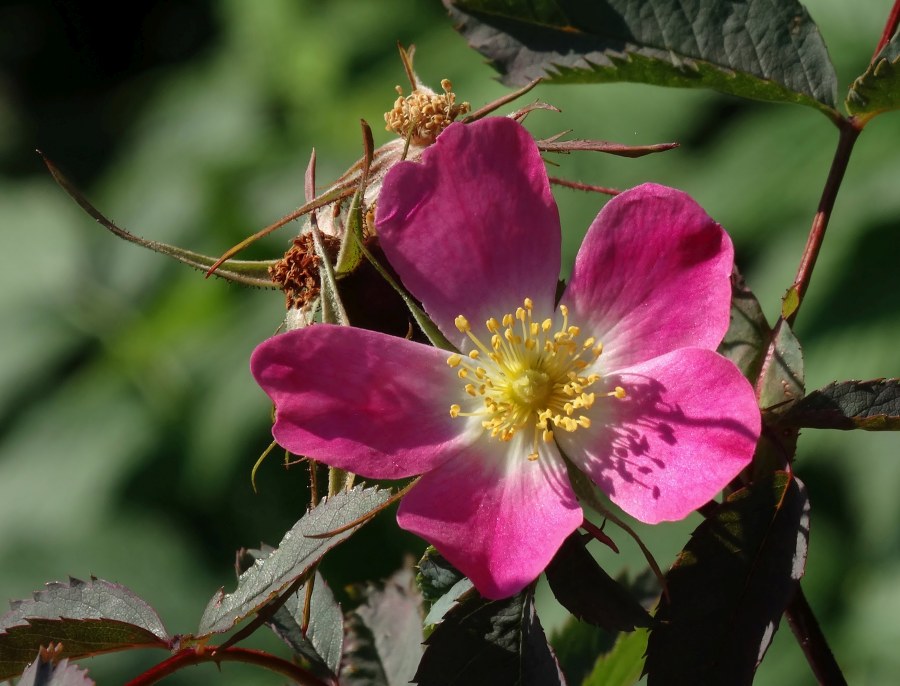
[756,320,804,413]
[0,578,169,680]
[444,0,838,115]
[644,472,810,686]
[262,570,343,680]
[780,378,900,431]
[416,548,473,631]
[719,269,771,382]
[846,28,900,121]
[583,628,648,686]
[198,485,392,637]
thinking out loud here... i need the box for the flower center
[447,298,625,460]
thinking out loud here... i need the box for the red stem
[785,587,847,686]
[125,646,333,686]
[548,176,620,196]
[872,0,900,61]
[784,118,861,328]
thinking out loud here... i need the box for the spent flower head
[251,117,761,599]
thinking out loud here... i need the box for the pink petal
[250,325,474,479]
[560,184,734,371]
[397,435,582,599]
[557,348,760,524]
[376,117,561,350]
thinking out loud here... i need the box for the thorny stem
[783,118,861,328]
[125,646,333,686]
[548,175,620,196]
[873,0,900,60]
[755,115,861,686]
[785,587,848,686]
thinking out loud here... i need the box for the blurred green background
[0,0,898,683]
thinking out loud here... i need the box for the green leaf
[549,617,615,685]
[417,548,465,611]
[644,472,810,686]
[0,578,169,680]
[265,571,344,680]
[583,628,649,686]
[780,378,900,431]
[342,567,425,686]
[413,586,565,686]
[719,268,771,382]
[756,320,804,413]
[545,533,652,632]
[846,29,900,120]
[416,548,473,631]
[18,650,94,686]
[198,485,392,637]
[444,0,839,115]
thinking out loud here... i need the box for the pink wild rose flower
[251,117,760,600]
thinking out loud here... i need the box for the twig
[783,118,861,327]
[549,176,620,196]
[125,646,334,686]
[785,586,847,686]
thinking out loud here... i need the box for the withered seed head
[384,79,470,146]
[269,233,337,310]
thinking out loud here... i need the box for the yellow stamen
[445,297,625,459]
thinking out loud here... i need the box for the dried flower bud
[384,79,470,146]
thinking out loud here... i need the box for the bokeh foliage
[0,0,898,683]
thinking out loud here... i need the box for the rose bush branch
[782,117,861,327]
[124,646,333,686]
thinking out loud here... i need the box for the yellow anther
[614,386,626,399]
[593,343,604,357]
[447,299,613,451]
[527,452,539,461]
